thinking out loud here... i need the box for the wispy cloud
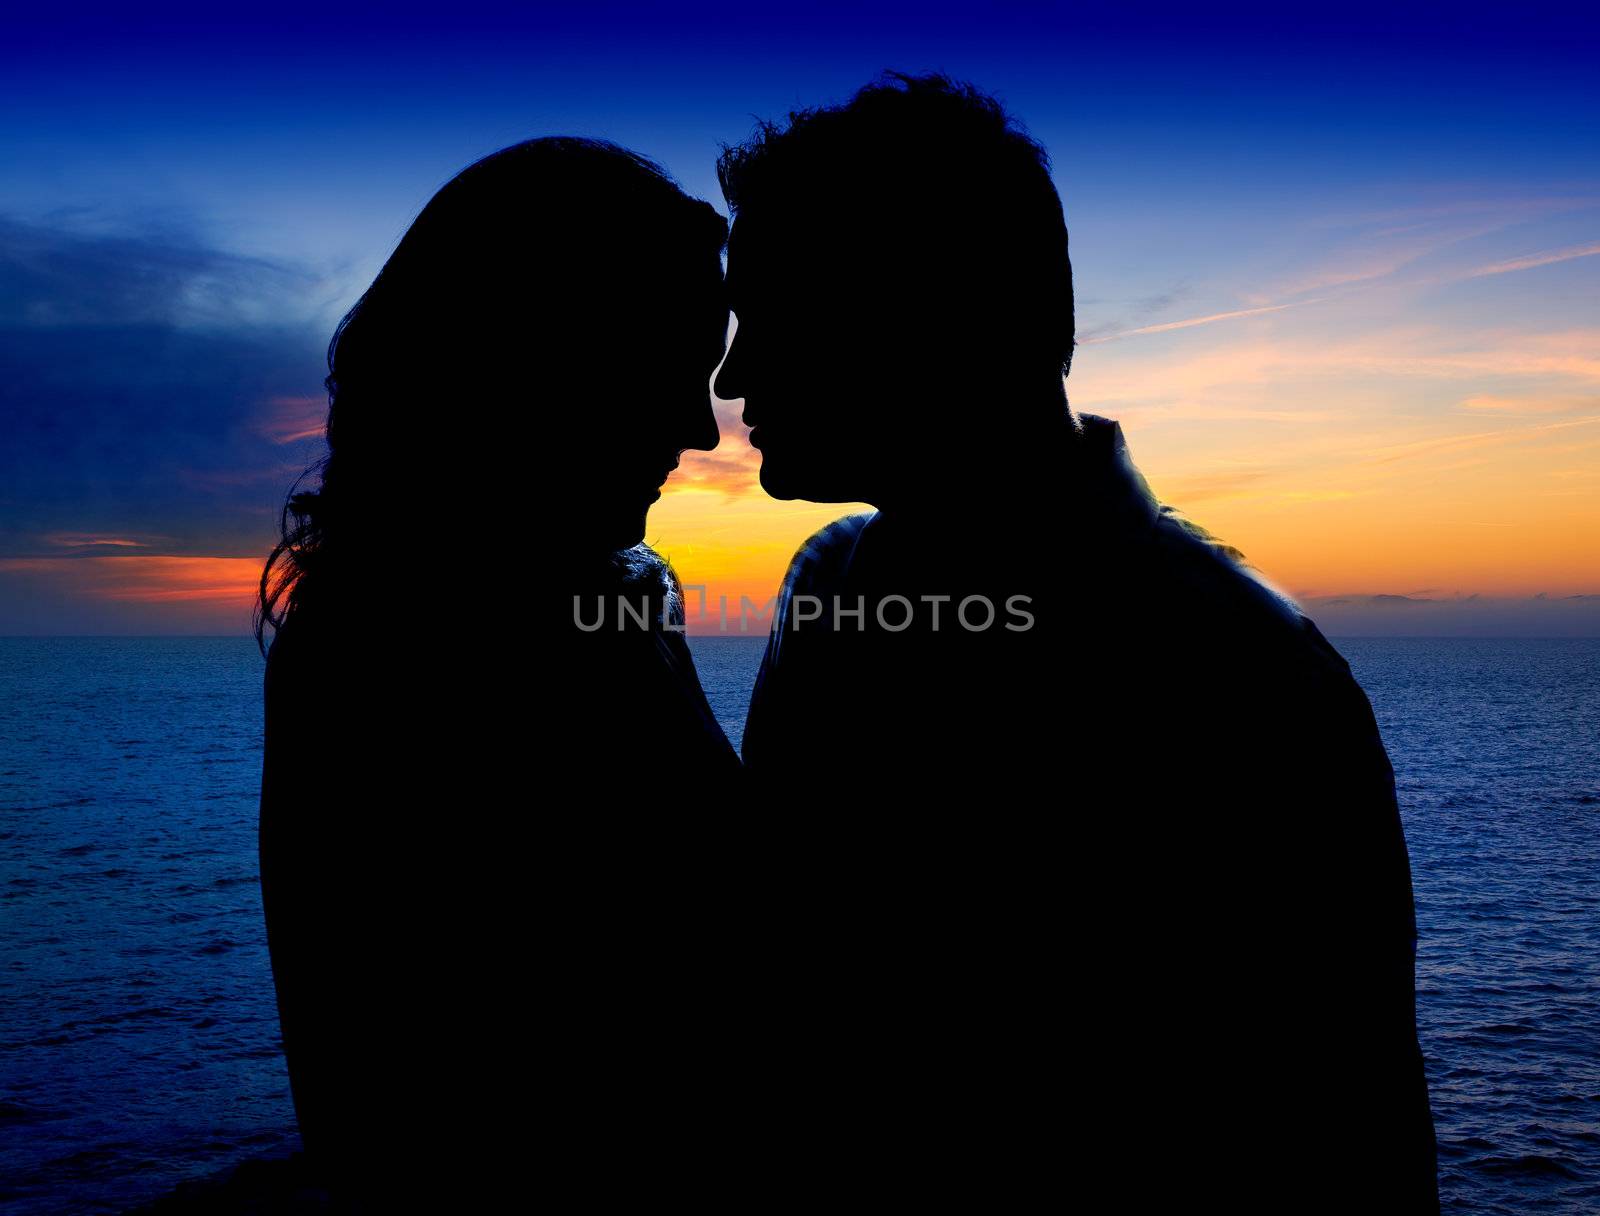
[1272,195,1600,299]
[0,556,261,603]
[661,397,762,500]
[0,215,321,330]
[259,394,327,444]
[1459,392,1599,415]
[1087,198,1600,357]
[1302,592,1600,638]
[670,446,761,499]
[1339,334,1600,384]
[1080,300,1315,345]
[1465,240,1600,279]
[1302,196,1600,231]
[1147,469,1272,504]
[1079,328,1600,415]
[1364,415,1600,464]
[0,215,325,562]
[45,533,148,548]
[1267,234,1489,299]
[1084,233,1598,353]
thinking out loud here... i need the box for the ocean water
[1,635,1596,1213]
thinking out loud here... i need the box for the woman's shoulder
[561,543,685,632]
[612,543,683,625]
[262,594,348,693]
[261,603,313,704]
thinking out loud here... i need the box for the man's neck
[872,389,1081,531]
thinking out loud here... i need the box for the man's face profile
[718,212,903,507]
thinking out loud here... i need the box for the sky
[1,1,1597,635]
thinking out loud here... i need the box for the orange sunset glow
[647,229,1600,630]
[3,82,1597,637]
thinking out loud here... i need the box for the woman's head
[259,137,729,645]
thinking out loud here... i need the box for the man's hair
[718,72,1074,379]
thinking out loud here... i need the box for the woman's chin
[613,507,651,550]
[577,492,654,552]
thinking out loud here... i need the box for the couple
[257,74,1437,1211]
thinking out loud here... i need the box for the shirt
[734,410,1439,1211]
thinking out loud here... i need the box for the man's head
[715,73,1074,506]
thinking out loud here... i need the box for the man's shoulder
[779,511,876,597]
[1136,505,1359,683]
[1148,507,1303,626]
[753,512,875,677]
[1074,410,1353,681]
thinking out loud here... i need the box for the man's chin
[759,456,827,502]
[757,464,801,501]
[758,461,853,505]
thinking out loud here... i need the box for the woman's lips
[644,459,678,499]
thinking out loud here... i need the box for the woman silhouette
[255,139,742,1209]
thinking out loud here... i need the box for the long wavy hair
[255,137,728,652]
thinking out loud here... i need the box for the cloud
[259,394,328,444]
[0,216,319,329]
[1268,237,1479,299]
[1315,593,1440,606]
[1076,281,1193,342]
[0,555,261,603]
[660,394,763,500]
[1135,284,1193,315]
[1465,240,1600,279]
[0,216,327,561]
[1365,415,1600,464]
[1079,201,1600,355]
[669,446,762,499]
[44,533,150,548]
[1458,392,1599,415]
[1268,196,1600,299]
[1147,469,1272,505]
[1076,326,1600,429]
[1080,300,1313,345]
[0,555,261,634]
[1303,593,1600,638]
[1304,197,1600,230]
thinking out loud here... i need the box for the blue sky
[2,2,1597,632]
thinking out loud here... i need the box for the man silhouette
[716,73,1437,1210]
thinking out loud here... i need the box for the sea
[1,636,1597,1213]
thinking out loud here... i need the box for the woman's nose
[681,387,722,453]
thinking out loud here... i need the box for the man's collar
[837,408,1163,576]
[1071,411,1163,540]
